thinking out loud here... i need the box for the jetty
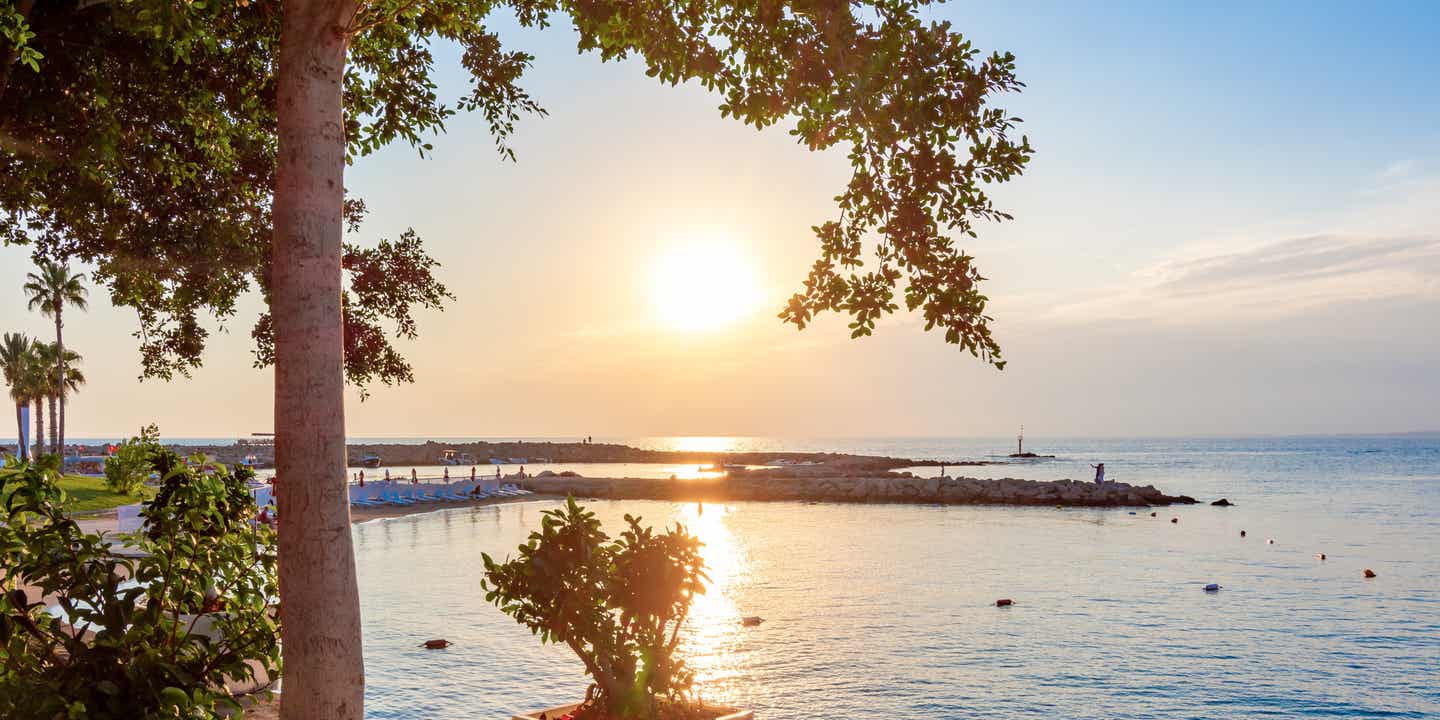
[521,473,1197,508]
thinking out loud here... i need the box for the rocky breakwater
[524,474,1197,508]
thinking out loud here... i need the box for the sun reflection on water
[675,502,750,701]
[665,436,741,453]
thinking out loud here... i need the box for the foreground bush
[102,423,163,495]
[483,498,709,720]
[0,457,279,719]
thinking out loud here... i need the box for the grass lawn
[56,475,154,514]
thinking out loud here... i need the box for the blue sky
[1,1,1436,438]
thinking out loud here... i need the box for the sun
[652,238,761,333]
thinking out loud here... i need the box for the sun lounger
[383,489,414,505]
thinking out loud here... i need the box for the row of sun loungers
[348,481,532,508]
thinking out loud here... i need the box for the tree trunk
[55,311,64,457]
[273,2,363,718]
[47,393,56,455]
[33,397,42,459]
[14,402,24,461]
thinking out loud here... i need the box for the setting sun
[652,237,762,332]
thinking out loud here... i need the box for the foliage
[0,457,280,719]
[141,450,255,543]
[103,423,162,496]
[0,3,453,388]
[482,498,709,719]
[2,0,1029,379]
[23,260,88,322]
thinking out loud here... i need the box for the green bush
[482,498,709,720]
[0,456,280,719]
[102,423,163,495]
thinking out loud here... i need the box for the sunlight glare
[653,237,761,332]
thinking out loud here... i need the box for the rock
[995,598,1013,607]
[422,639,452,649]
[1211,498,1233,506]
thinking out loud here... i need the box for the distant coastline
[65,438,1007,472]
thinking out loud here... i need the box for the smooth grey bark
[273,1,364,718]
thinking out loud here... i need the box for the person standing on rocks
[1091,463,1106,484]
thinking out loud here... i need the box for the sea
[329,435,1440,719]
[129,435,1440,718]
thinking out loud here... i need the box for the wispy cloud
[1379,158,1420,181]
[1049,233,1440,323]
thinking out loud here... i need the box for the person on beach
[384,468,391,481]
[443,467,450,482]
[411,468,418,484]
[470,466,476,481]
[358,473,365,488]
[1091,463,1106,484]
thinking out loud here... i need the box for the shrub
[102,423,163,495]
[482,498,709,720]
[0,457,280,719]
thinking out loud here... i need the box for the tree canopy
[1,0,1030,378]
[0,2,454,388]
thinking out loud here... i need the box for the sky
[2,1,1438,440]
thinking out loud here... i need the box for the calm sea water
[350,436,1436,718]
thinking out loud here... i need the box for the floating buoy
[1203,583,1221,592]
[741,616,764,627]
[1316,553,1326,560]
[1170,517,1178,524]
[1240,530,1247,538]
[1364,569,1376,579]
[422,639,452,649]
[1267,539,1275,545]
[1150,512,1157,517]
[1128,511,1137,515]
[995,598,1014,607]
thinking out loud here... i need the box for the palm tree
[0,332,35,461]
[25,261,88,457]
[26,356,46,460]
[33,342,84,457]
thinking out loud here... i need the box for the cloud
[1379,159,1419,181]
[1048,233,1440,323]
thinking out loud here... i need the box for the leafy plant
[0,456,280,719]
[103,423,162,495]
[483,498,709,720]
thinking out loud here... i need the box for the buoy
[1150,512,1157,517]
[1364,569,1376,579]
[741,616,764,627]
[1128,511,1137,515]
[995,598,1013,607]
[1170,517,1178,524]
[1267,539,1275,544]
[1203,583,1221,592]
[1240,530,1247,537]
[1316,553,1326,560]
[422,639,452,649]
